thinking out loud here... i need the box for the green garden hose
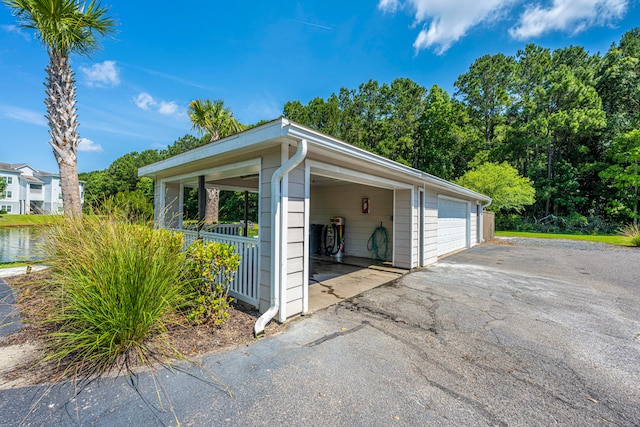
[367,224,390,261]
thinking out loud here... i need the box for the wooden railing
[171,229,259,308]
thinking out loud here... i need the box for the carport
[139,118,490,335]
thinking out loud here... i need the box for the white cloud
[378,0,515,54]
[380,0,628,54]
[133,92,182,117]
[509,0,628,40]
[158,101,178,116]
[378,0,400,13]
[78,138,103,153]
[80,60,120,87]
[134,92,155,110]
[0,104,46,126]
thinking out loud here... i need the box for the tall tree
[455,53,515,150]
[3,0,115,217]
[507,44,552,176]
[378,78,426,166]
[415,85,475,179]
[597,28,640,138]
[599,129,640,224]
[187,99,243,224]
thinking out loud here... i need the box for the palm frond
[3,0,116,55]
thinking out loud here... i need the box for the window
[30,184,43,190]
[1,205,11,213]
[1,190,12,199]
[1,176,12,185]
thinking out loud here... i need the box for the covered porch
[157,158,262,308]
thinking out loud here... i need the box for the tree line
[283,29,640,230]
[82,28,639,231]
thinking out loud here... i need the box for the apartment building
[0,162,84,214]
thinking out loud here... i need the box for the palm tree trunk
[45,50,82,216]
[205,188,219,224]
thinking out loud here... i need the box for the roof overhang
[139,118,491,204]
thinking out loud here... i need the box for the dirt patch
[0,270,284,389]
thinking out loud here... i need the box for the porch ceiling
[166,161,260,193]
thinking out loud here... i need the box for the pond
[0,227,46,263]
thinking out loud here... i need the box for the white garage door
[437,197,468,256]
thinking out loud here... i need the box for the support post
[243,190,249,237]
[198,175,206,233]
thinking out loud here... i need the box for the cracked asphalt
[1,239,639,426]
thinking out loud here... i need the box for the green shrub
[185,240,240,324]
[41,214,191,377]
[620,224,640,246]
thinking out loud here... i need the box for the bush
[41,214,191,378]
[620,224,640,246]
[498,213,619,235]
[185,240,240,324]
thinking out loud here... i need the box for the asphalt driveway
[1,239,639,426]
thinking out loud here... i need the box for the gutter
[254,138,308,337]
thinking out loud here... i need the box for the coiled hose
[367,224,390,261]
[323,223,341,255]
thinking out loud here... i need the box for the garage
[141,118,491,334]
[437,196,469,256]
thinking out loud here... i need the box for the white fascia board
[286,123,491,203]
[287,126,423,180]
[423,175,491,204]
[139,119,289,178]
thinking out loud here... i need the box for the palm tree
[188,99,243,224]
[4,0,115,217]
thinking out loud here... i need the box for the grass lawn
[0,214,63,227]
[0,261,30,268]
[496,231,630,246]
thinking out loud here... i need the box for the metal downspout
[254,139,308,337]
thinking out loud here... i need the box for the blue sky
[1,0,638,173]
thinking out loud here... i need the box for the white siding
[411,188,419,268]
[470,204,478,247]
[283,161,306,317]
[394,189,412,269]
[258,148,281,313]
[424,189,438,265]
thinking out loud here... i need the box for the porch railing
[170,228,259,308]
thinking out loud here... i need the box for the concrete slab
[308,258,405,313]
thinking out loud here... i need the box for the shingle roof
[0,162,57,178]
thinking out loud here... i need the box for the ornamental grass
[40,213,191,380]
[620,223,640,247]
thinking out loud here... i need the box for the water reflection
[0,227,46,263]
